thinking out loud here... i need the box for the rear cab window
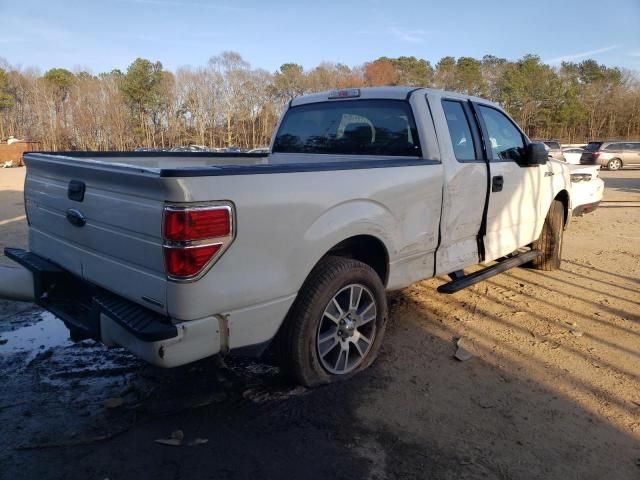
[272,99,422,157]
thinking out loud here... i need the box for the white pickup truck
[5,87,572,386]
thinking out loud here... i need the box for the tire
[530,199,564,271]
[607,158,622,170]
[276,256,388,387]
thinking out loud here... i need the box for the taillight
[593,152,601,158]
[164,244,222,277]
[164,207,231,241]
[163,204,234,280]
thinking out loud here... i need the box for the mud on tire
[530,199,564,271]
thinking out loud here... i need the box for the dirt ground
[0,166,638,480]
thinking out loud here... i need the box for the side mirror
[525,142,548,166]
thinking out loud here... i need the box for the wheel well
[554,190,570,227]
[325,235,389,285]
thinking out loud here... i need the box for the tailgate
[24,154,173,314]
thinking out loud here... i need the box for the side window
[605,143,624,151]
[624,143,640,151]
[442,100,477,161]
[477,105,525,162]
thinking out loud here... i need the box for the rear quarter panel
[166,161,443,321]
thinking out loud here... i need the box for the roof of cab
[290,86,499,108]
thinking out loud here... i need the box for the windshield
[273,99,422,157]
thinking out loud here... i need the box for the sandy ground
[0,166,638,480]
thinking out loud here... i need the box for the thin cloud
[0,37,24,44]
[544,45,622,64]
[0,16,71,45]
[125,0,250,11]
[387,26,430,44]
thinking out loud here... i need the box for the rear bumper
[571,175,604,218]
[573,201,601,216]
[4,247,221,367]
[580,158,607,167]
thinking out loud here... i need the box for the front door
[474,104,544,262]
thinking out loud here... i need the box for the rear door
[428,95,488,275]
[473,104,545,262]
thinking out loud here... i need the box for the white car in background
[570,164,604,215]
[563,147,585,165]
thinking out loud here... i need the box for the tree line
[0,51,638,151]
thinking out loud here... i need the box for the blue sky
[1,0,639,73]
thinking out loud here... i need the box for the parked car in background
[580,141,640,170]
[248,147,270,154]
[134,147,168,152]
[536,140,566,162]
[224,146,244,153]
[169,145,214,152]
[569,165,603,216]
[562,147,585,165]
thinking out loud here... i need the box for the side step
[437,250,542,294]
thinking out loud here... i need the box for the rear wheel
[276,256,387,387]
[530,199,564,271]
[607,158,622,170]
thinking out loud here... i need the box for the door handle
[492,175,504,192]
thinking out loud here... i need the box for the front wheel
[530,199,564,271]
[276,256,387,387]
[607,158,622,170]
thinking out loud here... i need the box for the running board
[437,250,542,294]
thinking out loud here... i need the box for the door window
[604,143,624,151]
[442,100,477,161]
[477,105,525,162]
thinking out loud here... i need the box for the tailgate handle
[66,209,86,227]
[68,180,85,202]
